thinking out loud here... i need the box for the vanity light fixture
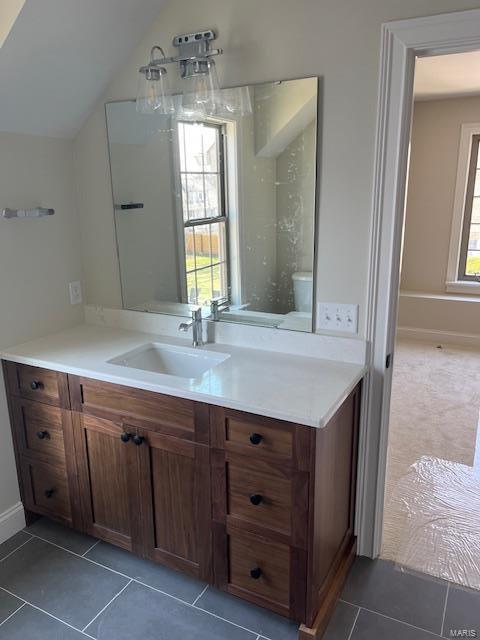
[136,30,252,117]
[136,46,174,114]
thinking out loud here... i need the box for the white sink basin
[108,342,230,379]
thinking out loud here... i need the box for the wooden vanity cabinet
[2,362,80,529]
[69,375,212,581]
[70,411,140,551]
[2,360,361,639]
[210,391,360,634]
[211,410,310,620]
[4,362,70,408]
[134,425,212,580]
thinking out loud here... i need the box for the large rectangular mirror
[106,76,318,331]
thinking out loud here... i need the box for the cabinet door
[72,413,139,551]
[135,428,212,581]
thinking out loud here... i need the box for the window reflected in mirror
[177,121,229,305]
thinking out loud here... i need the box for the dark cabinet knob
[249,433,263,445]
[120,432,131,443]
[36,431,49,440]
[44,489,55,499]
[250,494,263,506]
[30,381,42,390]
[250,567,262,580]
[132,434,144,446]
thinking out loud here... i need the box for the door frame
[358,7,480,557]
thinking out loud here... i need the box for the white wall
[0,132,84,524]
[74,106,123,308]
[232,82,316,315]
[275,120,316,312]
[398,292,480,336]
[399,96,480,336]
[74,0,480,338]
[105,102,181,309]
[110,137,180,308]
[237,114,277,312]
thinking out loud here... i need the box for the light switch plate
[317,302,358,334]
[69,281,83,305]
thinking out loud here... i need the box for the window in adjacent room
[177,121,229,306]
[446,124,480,292]
[458,133,480,281]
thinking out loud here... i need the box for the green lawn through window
[186,255,223,304]
[466,255,480,276]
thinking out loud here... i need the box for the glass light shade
[217,85,253,117]
[136,67,174,115]
[181,59,221,117]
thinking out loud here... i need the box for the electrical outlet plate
[317,302,358,334]
[69,281,83,305]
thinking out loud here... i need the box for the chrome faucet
[210,296,230,321]
[178,307,203,347]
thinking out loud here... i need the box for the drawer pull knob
[120,432,131,443]
[249,433,263,445]
[44,489,55,499]
[30,381,42,390]
[250,567,262,580]
[132,434,144,446]
[250,494,263,506]
[36,431,49,440]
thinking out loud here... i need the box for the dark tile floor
[0,517,477,639]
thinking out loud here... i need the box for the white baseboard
[0,502,25,544]
[397,326,480,348]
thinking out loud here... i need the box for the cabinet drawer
[71,377,197,440]
[226,417,293,459]
[228,460,291,535]
[4,363,69,408]
[13,398,66,465]
[228,530,290,609]
[21,459,71,523]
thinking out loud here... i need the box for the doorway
[380,51,480,587]
[359,8,480,564]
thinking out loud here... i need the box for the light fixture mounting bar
[173,29,216,54]
[149,30,222,67]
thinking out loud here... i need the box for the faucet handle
[179,306,201,332]
[211,296,229,306]
[191,306,202,321]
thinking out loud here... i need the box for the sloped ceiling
[0,0,167,138]
[0,0,26,48]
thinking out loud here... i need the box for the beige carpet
[381,338,480,588]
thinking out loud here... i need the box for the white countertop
[1,324,366,428]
